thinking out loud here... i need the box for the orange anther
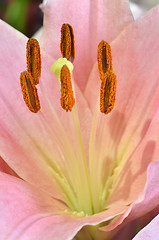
[26,38,41,85]
[97,40,113,80]
[100,71,117,114]
[20,71,40,113]
[60,24,75,63]
[60,65,75,111]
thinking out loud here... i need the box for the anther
[26,38,41,85]
[60,64,75,111]
[100,71,117,114]
[60,24,75,63]
[97,40,113,80]
[20,71,41,113]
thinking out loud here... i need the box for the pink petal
[132,214,159,240]
[85,5,159,117]
[0,172,133,240]
[0,156,17,176]
[85,6,159,211]
[101,6,159,208]
[105,109,159,209]
[0,172,67,239]
[3,168,157,239]
[0,20,94,209]
[126,161,159,224]
[99,160,159,235]
[0,20,66,200]
[0,20,92,203]
[15,207,129,240]
[40,0,133,90]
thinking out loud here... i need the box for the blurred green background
[0,0,43,37]
[0,0,159,38]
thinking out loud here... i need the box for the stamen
[60,64,75,112]
[100,71,117,114]
[60,23,75,63]
[26,38,41,85]
[20,71,40,113]
[97,40,113,80]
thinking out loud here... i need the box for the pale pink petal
[0,156,17,176]
[16,206,130,240]
[0,19,94,207]
[3,164,157,240]
[132,214,159,240]
[101,6,159,208]
[0,20,68,200]
[105,109,159,209]
[126,161,159,224]
[85,5,159,117]
[87,103,159,233]
[85,6,159,211]
[40,0,133,90]
[0,171,133,240]
[0,172,67,239]
[98,160,159,234]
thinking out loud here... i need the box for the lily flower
[0,0,159,239]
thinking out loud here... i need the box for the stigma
[97,40,117,114]
[51,58,73,83]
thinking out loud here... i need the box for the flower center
[19,24,118,216]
